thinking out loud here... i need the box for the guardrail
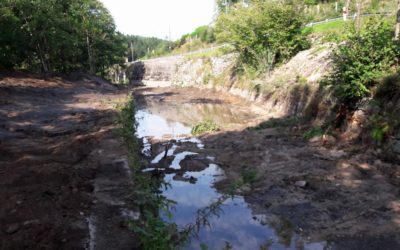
[306,12,394,27]
[130,12,395,64]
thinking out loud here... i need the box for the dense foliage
[215,0,309,72]
[123,35,170,61]
[0,0,125,75]
[324,19,400,107]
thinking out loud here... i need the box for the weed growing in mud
[302,126,325,140]
[117,94,178,250]
[116,94,140,167]
[191,119,219,135]
[241,169,259,186]
[248,116,301,131]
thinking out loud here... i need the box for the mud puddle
[135,100,327,250]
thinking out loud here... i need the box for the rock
[295,180,307,188]
[322,135,336,144]
[309,135,336,145]
[5,223,20,234]
[309,135,322,143]
[241,184,252,193]
[393,140,400,154]
[22,219,40,226]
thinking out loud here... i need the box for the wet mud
[135,86,400,250]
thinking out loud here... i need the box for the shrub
[191,120,219,135]
[323,19,400,108]
[215,0,309,73]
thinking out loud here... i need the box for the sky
[100,0,217,40]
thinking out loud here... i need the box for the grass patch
[310,20,345,33]
[191,119,219,135]
[302,127,325,140]
[248,116,302,131]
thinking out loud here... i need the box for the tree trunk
[86,31,95,74]
[36,44,48,73]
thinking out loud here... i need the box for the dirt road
[0,73,138,250]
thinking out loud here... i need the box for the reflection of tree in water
[145,101,256,129]
[179,193,233,246]
[269,217,294,247]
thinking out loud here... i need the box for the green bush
[190,26,216,43]
[215,0,309,73]
[191,120,219,135]
[323,19,399,107]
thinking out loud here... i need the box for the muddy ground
[2,75,400,249]
[136,86,400,249]
[0,73,139,250]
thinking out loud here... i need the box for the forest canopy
[0,0,126,75]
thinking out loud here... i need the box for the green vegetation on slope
[122,35,170,62]
[134,25,217,60]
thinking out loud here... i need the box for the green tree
[0,0,125,76]
[215,0,309,72]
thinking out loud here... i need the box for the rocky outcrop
[128,44,334,118]
[127,55,184,83]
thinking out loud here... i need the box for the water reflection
[135,106,328,250]
[136,110,191,139]
[163,164,328,250]
[138,101,258,129]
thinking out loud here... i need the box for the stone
[393,140,400,154]
[5,223,20,234]
[309,135,322,143]
[295,180,307,188]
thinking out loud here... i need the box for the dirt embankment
[138,86,400,249]
[0,73,138,250]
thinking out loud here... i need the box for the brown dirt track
[0,73,137,250]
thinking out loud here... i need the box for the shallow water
[135,102,327,250]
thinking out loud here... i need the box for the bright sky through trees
[100,0,216,40]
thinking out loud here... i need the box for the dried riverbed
[134,86,400,250]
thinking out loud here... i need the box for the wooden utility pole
[343,0,351,21]
[355,1,362,32]
[130,42,134,62]
[396,0,400,40]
